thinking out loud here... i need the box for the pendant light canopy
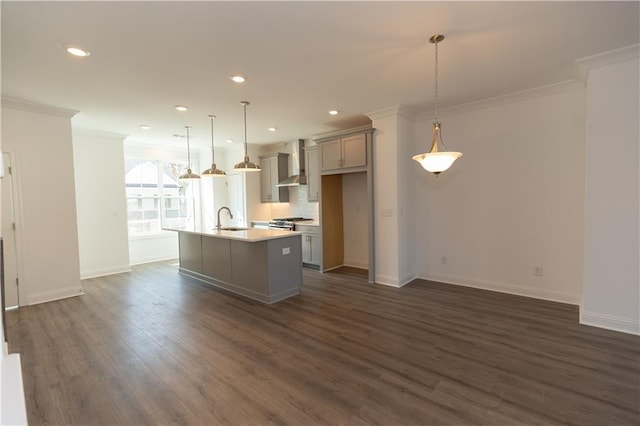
[178,126,200,180]
[201,114,226,177]
[233,101,261,172]
[413,34,462,176]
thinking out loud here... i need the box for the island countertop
[164,226,301,242]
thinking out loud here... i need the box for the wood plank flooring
[6,261,640,425]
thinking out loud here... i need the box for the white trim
[375,273,417,288]
[399,272,416,288]
[580,310,640,336]
[343,259,368,270]
[366,105,416,121]
[26,286,84,306]
[72,127,129,140]
[130,255,178,266]
[312,124,373,141]
[417,271,580,305]
[374,273,401,288]
[575,43,640,85]
[415,80,583,122]
[80,265,132,280]
[1,96,79,118]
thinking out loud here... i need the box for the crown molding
[72,127,129,140]
[312,124,374,142]
[365,104,415,121]
[575,44,640,85]
[415,79,583,122]
[1,96,79,118]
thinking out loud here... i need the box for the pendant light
[178,126,200,180]
[201,114,226,177]
[233,101,261,172]
[413,34,462,175]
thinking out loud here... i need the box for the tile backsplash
[270,185,319,220]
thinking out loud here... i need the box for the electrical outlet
[282,247,290,255]
[441,256,447,265]
[533,265,543,277]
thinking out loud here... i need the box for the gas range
[268,217,314,231]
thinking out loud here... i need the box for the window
[125,159,197,236]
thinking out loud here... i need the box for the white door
[2,152,20,308]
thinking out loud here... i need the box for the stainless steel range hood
[277,139,307,187]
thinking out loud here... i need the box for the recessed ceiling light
[231,75,246,83]
[268,127,277,132]
[139,124,151,130]
[65,44,90,57]
[226,139,234,143]
[329,110,339,115]
[175,105,188,112]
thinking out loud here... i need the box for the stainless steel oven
[267,217,313,231]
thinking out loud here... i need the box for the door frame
[2,151,25,307]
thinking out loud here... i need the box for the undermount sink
[219,227,251,231]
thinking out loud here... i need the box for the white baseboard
[80,264,132,279]
[129,254,177,266]
[417,271,581,305]
[373,272,416,288]
[343,259,368,270]
[375,273,402,288]
[26,286,84,305]
[580,310,640,335]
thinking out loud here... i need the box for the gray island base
[175,228,303,304]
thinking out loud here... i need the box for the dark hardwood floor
[7,261,640,425]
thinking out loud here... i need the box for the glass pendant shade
[234,101,261,172]
[414,34,462,176]
[412,121,462,175]
[179,126,200,180]
[202,115,226,177]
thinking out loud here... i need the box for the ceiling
[2,1,639,149]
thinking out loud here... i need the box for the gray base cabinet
[178,232,302,303]
[296,224,321,266]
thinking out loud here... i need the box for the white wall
[1,98,83,304]
[342,172,368,269]
[73,129,130,278]
[369,109,400,285]
[413,86,587,304]
[367,106,415,286]
[582,54,639,334]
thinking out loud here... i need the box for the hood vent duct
[277,139,307,187]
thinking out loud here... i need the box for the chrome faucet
[216,207,233,231]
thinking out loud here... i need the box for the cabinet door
[341,133,367,169]
[308,233,322,265]
[301,234,311,263]
[321,139,342,171]
[306,147,319,202]
[259,157,273,202]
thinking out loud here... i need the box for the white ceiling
[2,1,639,148]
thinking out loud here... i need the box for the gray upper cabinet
[305,146,320,202]
[320,133,367,172]
[259,153,289,203]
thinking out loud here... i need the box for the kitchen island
[168,227,302,304]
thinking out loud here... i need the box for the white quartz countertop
[164,227,301,242]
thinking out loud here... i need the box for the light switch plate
[282,247,290,255]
